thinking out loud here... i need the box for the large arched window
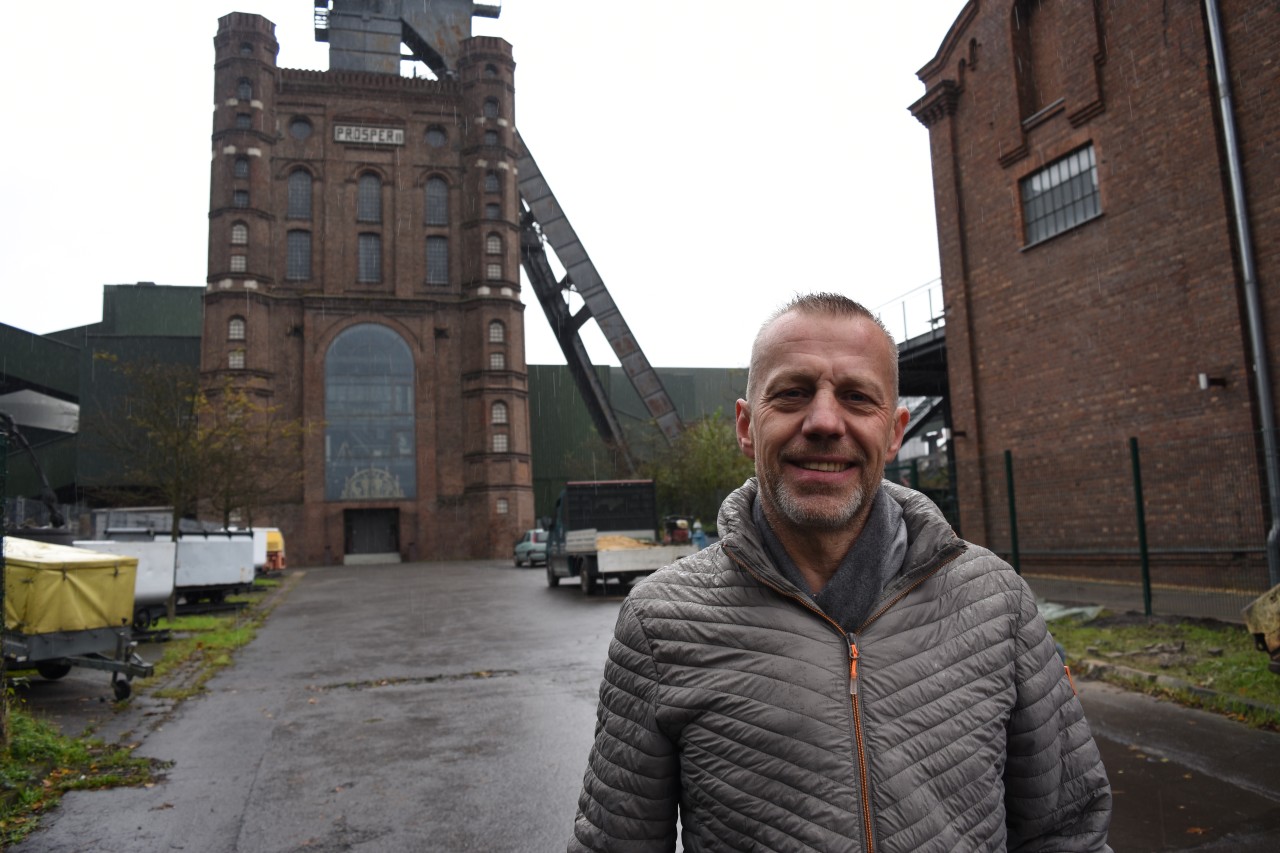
[288,170,312,220]
[357,173,382,223]
[324,324,416,500]
[425,177,448,226]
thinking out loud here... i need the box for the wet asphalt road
[12,560,1280,852]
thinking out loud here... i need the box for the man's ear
[886,405,910,460]
[735,398,755,459]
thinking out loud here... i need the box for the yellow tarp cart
[3,536,154,699]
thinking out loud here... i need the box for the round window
[289,117,313,140]
[425,126,446,148]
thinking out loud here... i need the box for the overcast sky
[0,1,963,368]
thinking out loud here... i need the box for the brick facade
[911,1,1279,581]
[201,13,533,564]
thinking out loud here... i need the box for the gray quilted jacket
[570,479,1112,852]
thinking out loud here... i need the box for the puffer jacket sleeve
[1004,582,1113,852]
[569,598,680,852]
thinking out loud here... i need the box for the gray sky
[0,1,962,368]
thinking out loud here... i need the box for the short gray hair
[744,292,898,404]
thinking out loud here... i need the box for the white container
[74,539,176,609]
[176,532,254,590]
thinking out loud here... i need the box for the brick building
[910,2,1280,588]
[203,7,531,565]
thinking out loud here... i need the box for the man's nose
[802,389,845,438]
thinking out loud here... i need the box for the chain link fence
[954,431,1273,622]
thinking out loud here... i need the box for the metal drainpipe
[1205,0,1280,588]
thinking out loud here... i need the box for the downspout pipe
[1204,0,1280,588]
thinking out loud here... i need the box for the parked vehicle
[3,537,154,699]
[74,537,176,630]
[88,528,255,606]
[514,529,548,567]
[252,527,287,573]
[545,480,695,595]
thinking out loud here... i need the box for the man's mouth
[794,460,853,473]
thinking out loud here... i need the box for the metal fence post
[1004,450,1021,575]
[1129,436,1153,617]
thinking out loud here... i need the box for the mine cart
[3,537,154,700]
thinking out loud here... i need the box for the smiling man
[569,293,1112,853]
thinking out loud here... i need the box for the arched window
[228,317,246,341]
[239,42,252,56]
[357,173,381,223]
[358,233,381,283]
[237,78,252,101]
[426,236,448,285]
[324,324,416,500]
[485,233,502,255]
[483,98,500,118]
[489,352,505,371]
[491,401,508,425]
[286,230,312,280]
[231,222,248,245]
[484,64,498,78]
[234,157,249,179]
[484,171,500,193]
[425,177,448,225]
[288,170,312,220]
[488,320,505,343]
[491,434,509,453]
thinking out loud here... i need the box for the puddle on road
[310,669,519,692]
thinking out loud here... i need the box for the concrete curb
[1080,658,1280,718]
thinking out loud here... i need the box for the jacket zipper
[726,542,965,853]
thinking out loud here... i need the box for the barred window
[288,170,312,220]
[484,171,500,193]
[357,174,382,223]
[229,350,245,370]
[358,233,382,283]
[234,157,249,179]
[425,177,448,225]
[488,320,505,343]
[491,401,508,424]
[489,352,505,371]
[486,233,502,255]
[426,236,449,285]
[230,255,247,273]
[486,262,502,281]
[237,78,252,101]
[228,317,246,341]
[286,230,312,280]
[491,433,509,453]
[483,98,500,118]
[236,113,251,130]
[1021,144,1101,246]
[231,222,248,245]
[233,190,249,208]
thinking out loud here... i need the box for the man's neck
[760,501,871,593]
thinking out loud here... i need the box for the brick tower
[202,6,531,565]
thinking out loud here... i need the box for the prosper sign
[333,125,405,145]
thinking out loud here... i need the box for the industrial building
[910,1,1280,593]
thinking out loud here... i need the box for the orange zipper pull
[849,641,859,695]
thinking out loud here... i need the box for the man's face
[736,312,909,535]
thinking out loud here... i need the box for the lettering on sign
[333,125,405,145]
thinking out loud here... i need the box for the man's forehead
[753,313,895,386]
